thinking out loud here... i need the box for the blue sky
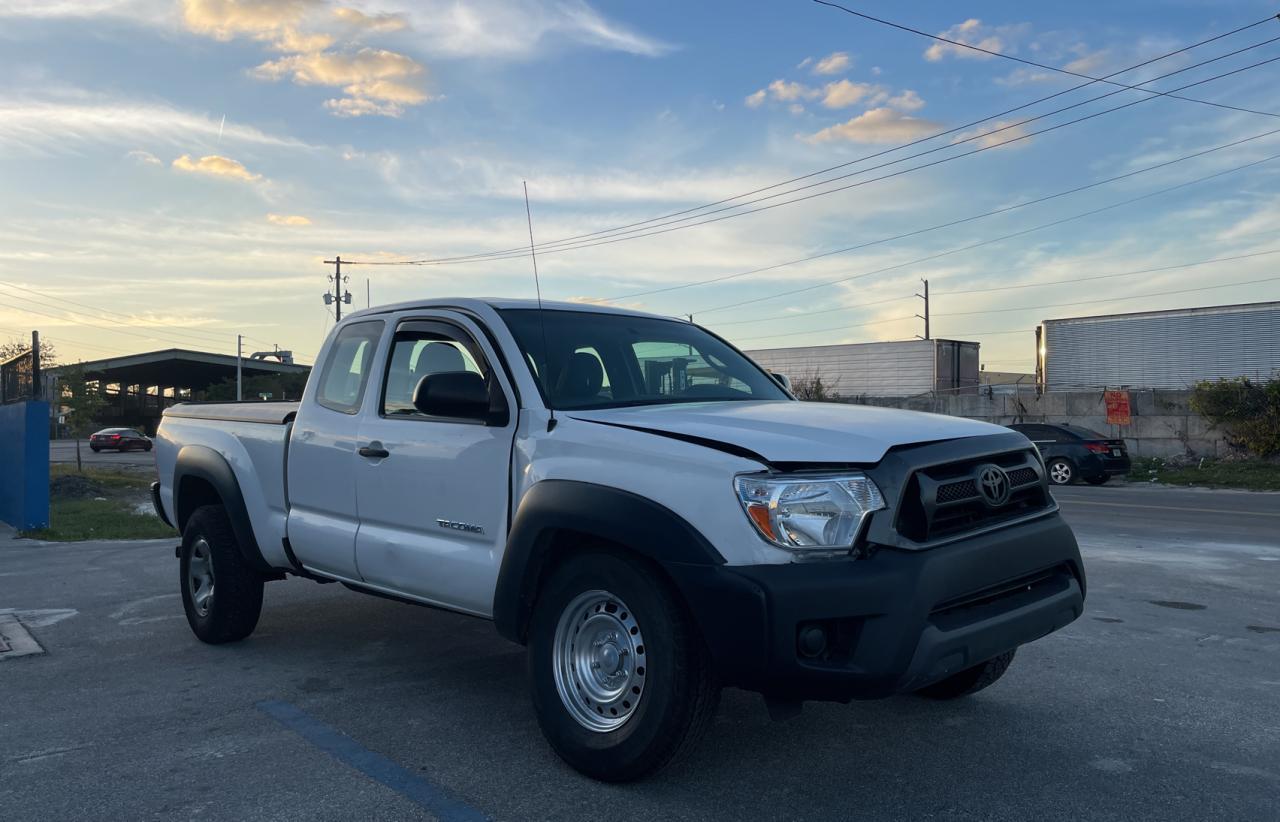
[2,0,1279,373]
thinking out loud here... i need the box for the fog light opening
[798,623,828,658]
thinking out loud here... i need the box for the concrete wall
[0,400,50,531]
[845,389,1224,459]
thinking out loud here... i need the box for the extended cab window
[499,308,789,410]
[315,320,384,414]
[381,321,487,417]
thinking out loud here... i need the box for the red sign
[1104,390,1131,426]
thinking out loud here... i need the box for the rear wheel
[527,551,719,782]
[1085,474,1109,486]
[1047,458,1075,485]
[180,504,264,644]
[916,650,1016,699]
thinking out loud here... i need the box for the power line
[934,275,1280,317]
[713,248,1280,328]
[0,278,249,347]
[731,275,1280,344]
[813,1,1280,117]
[732,275,1280,343]
[549,54,1280,280]
[336,12,1280,268]
[691,137,1280,315]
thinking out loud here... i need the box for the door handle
[358,442,390,459]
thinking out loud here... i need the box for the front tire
[180,504,264,644]
[1047,458,1075,485]
[527,551,719,782]
[916,650,1016,699]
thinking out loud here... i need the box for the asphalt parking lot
[2,483,1277,821]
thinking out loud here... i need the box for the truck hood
[568,400,1006,465]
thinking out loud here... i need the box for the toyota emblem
[977,465,1011,507]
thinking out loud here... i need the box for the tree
[0,337,58,369]
[60,363,106,472]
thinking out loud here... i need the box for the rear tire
[1047,458,1075,486]
[90,446,100,453]
[527,551,719,782]
[1085,475,1109,486]
[180,504,264,644]
[916,650,1016,699]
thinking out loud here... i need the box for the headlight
[734,472,885,555]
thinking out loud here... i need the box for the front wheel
[916,650,1016,699]
[1047,458,1075,485]
[527,552,719,782]
[180,504,264,644]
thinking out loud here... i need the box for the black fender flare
[492,479,726,644]
[173,444,277,576]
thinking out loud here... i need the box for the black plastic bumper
[662,513,1084,702]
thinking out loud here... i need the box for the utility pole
[914,279,930,340]
[323,256,351,323]
[236,334,243,401]
[366,278,371,308]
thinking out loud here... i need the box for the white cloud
[333,6,407,32]
[789,103,805,115]
[254,47,432,117]
[805,107,942,144]
[812,51,851,75]
[172,153,262,182]
[821,79,884,109]
[745,89,767,108]
[267,213,312,225]
[126,149,161,165]
[181,0,319,42]
[768,79,817,102]
[887,89,925,111]
[0,96,309,154]
[924,18,1028,62]
[954,120,1033,150]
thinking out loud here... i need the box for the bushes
[789,370,840,401]
[1189,377,1280,457]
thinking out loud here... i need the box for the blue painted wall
[0,400,50,531]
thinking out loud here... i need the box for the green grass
[1128,457,1280,492]
[22,464,175,541]
[49,463,154,490]
[21,499,177,541]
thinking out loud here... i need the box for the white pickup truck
[153,298,1085,781]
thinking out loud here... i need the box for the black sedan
[1006,423,1130,486]
[89,428,152,452]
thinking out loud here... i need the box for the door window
[315,321,384,414]
[381,321,489,417]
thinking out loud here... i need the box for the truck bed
[162,401,300,425]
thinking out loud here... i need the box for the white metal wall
[1041,301,1280,389]
[746,340,940,397]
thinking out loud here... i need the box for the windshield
[499,309,790,410]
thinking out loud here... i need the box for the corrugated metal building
[1037,300,1280,390]
[746,339,980,397]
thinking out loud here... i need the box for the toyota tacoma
[153,298,1085,782]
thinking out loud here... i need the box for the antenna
[523,181,556,431]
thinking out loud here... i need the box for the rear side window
[316,321,384,414]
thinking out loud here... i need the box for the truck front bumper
[663,513,1084,702]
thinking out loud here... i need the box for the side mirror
[413,372,504,423]
[771,372,792,392]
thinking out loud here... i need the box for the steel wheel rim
[552,590,646,732]
[1051,462,1072,484]
[188,538,215,617]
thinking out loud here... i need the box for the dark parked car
[1007,423,1130,486]
[89,428,152,452]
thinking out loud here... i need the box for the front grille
[896,449,1052,543]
